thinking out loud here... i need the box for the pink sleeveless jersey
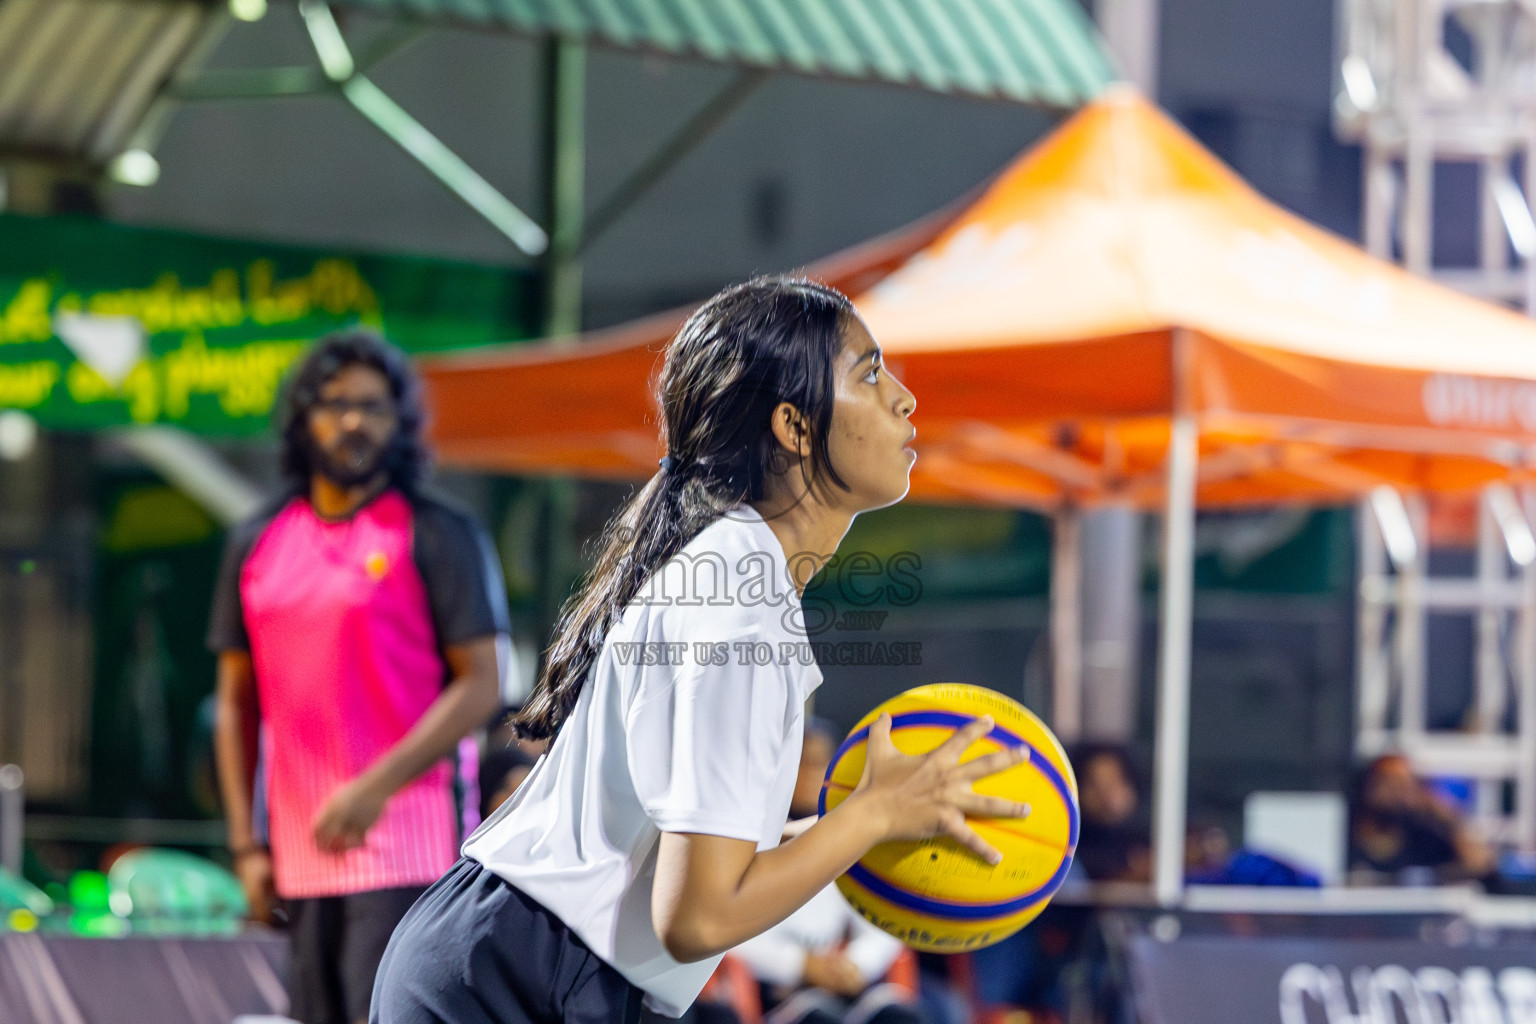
[241,492,462,898]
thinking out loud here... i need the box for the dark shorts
[287,883,430,1024]
[370,857,645,1024]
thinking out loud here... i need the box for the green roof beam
[297,1,550,258]
[171,66,327,102]
[579,68,767,254]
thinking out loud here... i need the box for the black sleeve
[413,495,511,650]
[206,511,275,653]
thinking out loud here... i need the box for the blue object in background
[1500,850,1536,880]
[1425,776,1475,814]
[1186,850,1321,887]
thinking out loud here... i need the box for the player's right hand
[854,713,1031,865]
[234,848,277,925]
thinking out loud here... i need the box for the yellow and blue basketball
[820,683,1078,953]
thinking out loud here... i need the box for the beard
[310,431,397,489]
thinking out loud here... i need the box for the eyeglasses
[312,396,396,421]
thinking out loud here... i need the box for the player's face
[822,317,917,513]
[308,364,399,488]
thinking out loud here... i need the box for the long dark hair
[277,328,430,495]
[514,276,855,739]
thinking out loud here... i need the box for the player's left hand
[312,778,388,853]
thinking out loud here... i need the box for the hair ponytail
[512,276,853,739]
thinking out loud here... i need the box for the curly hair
[276,329,430,494]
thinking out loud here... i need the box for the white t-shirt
[463,505,824,1017]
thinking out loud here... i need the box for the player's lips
[903,430,917,459]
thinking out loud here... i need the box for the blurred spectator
[732,718,927,1024]
[1348,754,1496,884]
[966,902,1085,1018]
[211,331,510,1024]
[961,744,1148,1021]
[478,743,539,818]
[1071,743,1151,883]
[1183,818,1319,887]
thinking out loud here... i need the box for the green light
[68,870,109,912]
[68,911,127,938]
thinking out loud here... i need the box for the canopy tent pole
[1153,329,1198,907]
[1520,488,1536,851]
[1093,0,1160,96]
[1081,506,1142,741]
[1051,505,1083,741]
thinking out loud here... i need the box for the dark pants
[286,884,430,1024]
[370,857,645,1024]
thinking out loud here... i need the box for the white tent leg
[1082,506,1142,742]
[1052,506,1083,742]
[1521,489,1536,852]
[1153,412,1198,907]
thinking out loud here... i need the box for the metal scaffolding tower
[1336,0,1536,305]
[1337,0,1536,850]
[1356,487,1536,847]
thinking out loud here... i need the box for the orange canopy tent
[418,198,964,477]
[420,87,1536,906]
[425,87,1536,511]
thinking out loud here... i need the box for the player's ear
[769,402,812,458]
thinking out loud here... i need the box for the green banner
[0,214,537,435]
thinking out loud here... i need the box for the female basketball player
[371,277,1030,1024]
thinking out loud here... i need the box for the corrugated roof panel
[607,0,676,51]
[66,10,165,149]
[829,0,910,84]
[1023,0,1118,98]
[486,0,541,30]
[943,1,1036,100]
[0,2,76,142]
[877,0,966,93]
[903,0,994,96]
[535,0,592,37]
[89,5,204,162]
[983,0,1079,106]
[332,0,1115,107]
[782,0,867,78]
[24,4,135,145]
[698,1,784,67]
[751,1,829,74]
[0,0,214,165]
[660,0,733,63]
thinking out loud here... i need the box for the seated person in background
[1183,817,1319,887]
[734,718,927,1024]
[962,744,1148,1020]
[1183,817,1231,879]
[1348,753,1496,884]
[477,742,540,819]
[476,709,550,818]
[1071,743,1152,883]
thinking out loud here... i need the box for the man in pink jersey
[210,330,509,1024]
